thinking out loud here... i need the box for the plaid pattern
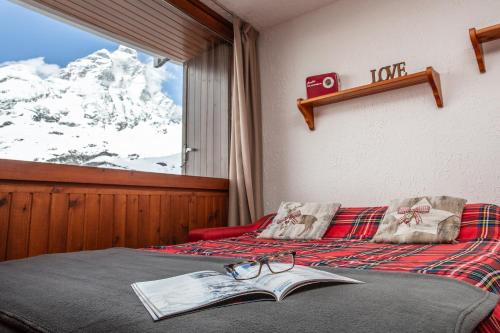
[322,204,498,242]
[458,204,500,241]
[323,206,387,239]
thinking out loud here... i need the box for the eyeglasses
[224,251,296,280]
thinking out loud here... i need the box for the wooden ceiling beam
[164,0,233,43]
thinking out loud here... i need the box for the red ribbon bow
[276,210,302,225]
[397,205,431,225]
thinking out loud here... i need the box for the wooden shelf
[297,67,443,130]
[469,24,500,73]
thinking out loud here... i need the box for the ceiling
[17,0,228,62]
[201,0,338,31]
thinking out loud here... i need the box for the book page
[250,264,363,301]
[132,271,271,320]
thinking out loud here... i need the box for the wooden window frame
[3,0,234,182]
[0,159,228,191]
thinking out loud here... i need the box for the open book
[132,264,363,320]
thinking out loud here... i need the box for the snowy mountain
[0,46,183,173]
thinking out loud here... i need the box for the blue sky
[0,0,183,105]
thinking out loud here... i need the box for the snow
[0,46,182,173]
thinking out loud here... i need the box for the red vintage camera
[306,72,340,98]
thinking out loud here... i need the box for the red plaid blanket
[147,235,499,332]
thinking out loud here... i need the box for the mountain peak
[91,49,111,59]
[116,45,137,55]
[0,45,182,173]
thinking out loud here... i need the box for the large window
[0,0,184,173]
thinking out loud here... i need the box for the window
[0,0,184,174]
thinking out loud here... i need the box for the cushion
[324,206,387,239]
[372,196,467,244]
[457,203,499,241]
[258,202,341,240]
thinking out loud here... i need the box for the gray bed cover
[0,248,497,333]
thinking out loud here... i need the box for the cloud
[0,58,60,79]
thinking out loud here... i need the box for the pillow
[457,203,499,241]
[258,202,341,240]
[372,196,467,244]
[323,206,387,240]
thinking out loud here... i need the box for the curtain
[228,18,263,226]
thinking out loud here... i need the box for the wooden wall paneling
[6,193,32,260]
[188,193,196,242]
[219,44,230,178]
[193,194,208,231]
[211,195,222,228]
[138,195,151,247]
[28,193,51,257]
[217,194,226,227]
[210,194,228,228]
[192,193,228,230]
[98,194,114,249]
[83,194,100,250]
[0,162,228,261]
[159,194,173,245]
[212,195,221,228]
[149,195,161,246]
[207,195,217,228]
[0,193,11,261]
[200,46,209,177]
[113,194,127,247]
[186,52,196,176]
[185,43,231,178]
[213,45,222,178]
[170,194,191,244]
[66,193,85,252]
[221,194,229,227]
[48,193,69,254]
[206,45,215,177]
[194,52,202,175]
[125,194,139,248]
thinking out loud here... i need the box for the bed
[146,203,500,333]
[0,204,498,332]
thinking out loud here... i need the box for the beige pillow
[372,196,467,244]
[258,202,341,240]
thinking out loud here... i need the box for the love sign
[370,61,408,83]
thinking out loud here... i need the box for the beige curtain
[228,18,263,226]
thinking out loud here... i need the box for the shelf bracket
[469,28,486,73]
[297,98,315,130]
[469,24,500,73]
[425,67,443,108]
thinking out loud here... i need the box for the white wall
[259,0,500,212]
